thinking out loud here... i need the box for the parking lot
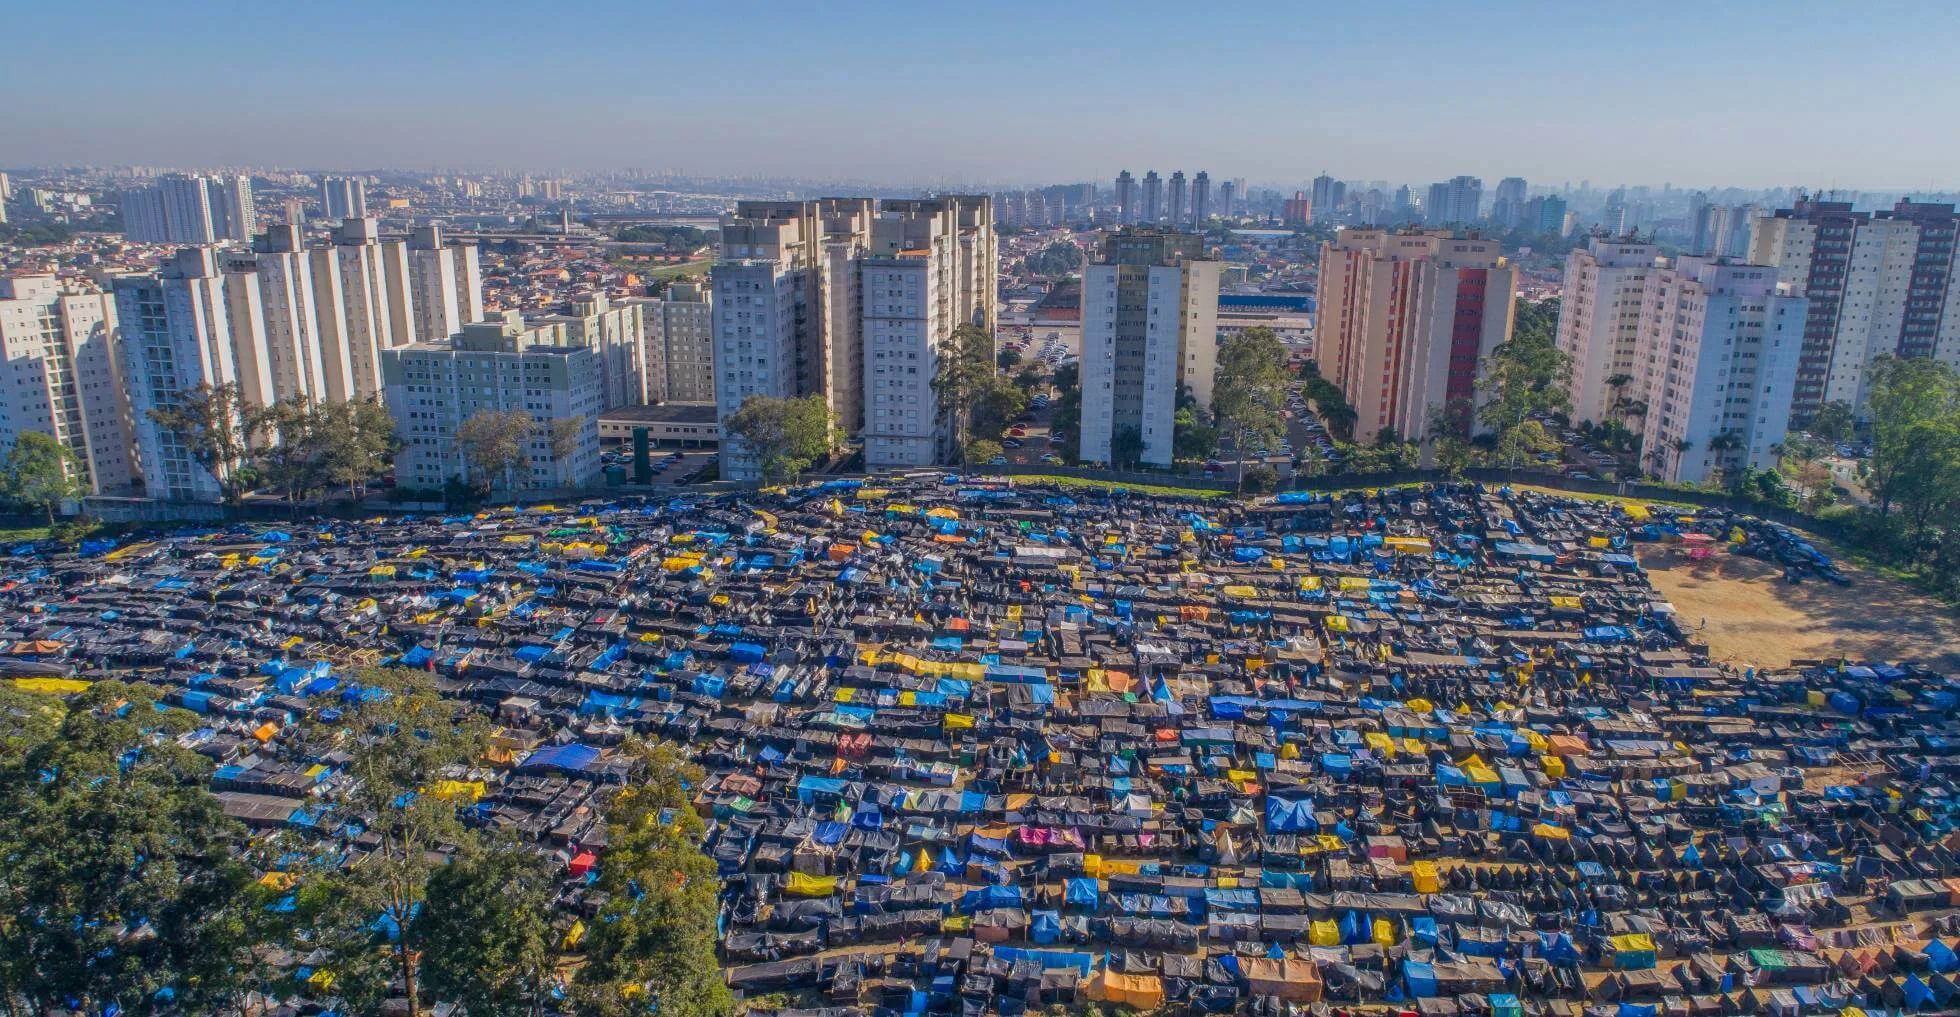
[599,445,718,485]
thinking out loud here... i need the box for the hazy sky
[10,0,1960,189]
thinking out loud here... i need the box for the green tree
[416,836,560,1017]
[1211,327,1290,492]
[998,346,1023,371]
[457,408,535,496]
[0,682,260,1015]
[321,399,403,500]
[722,394,835,483]
[1110,427,1145,470]
[1173,407,1218,461]
[293,668,491,1017]
[0,683,63,761]
[1478,298,1572,469]
[252,397,332,512]
[146,382,259,509]
[1,431,86,523]
[1864,356,1959,520]
[571,741,731,1017]
[965,438,1005,465]
[1808,399,1856,443]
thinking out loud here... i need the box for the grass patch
[997,474,1229,498]
[0,526,51,543]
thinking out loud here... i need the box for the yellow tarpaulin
[1299,576,1322,590]
[14,677,91,694]
[429,780,486,802]
[1324,615,1350,633]
[784,871,841,896]
[1222,585,1258,599]
[1610,933,1655,952]
[1310,919,1341,946]
[1339,576,1370,591]
[944,713,974,729]
[1532,822,1571,840]
[1412,860,1440,893]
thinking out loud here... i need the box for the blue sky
[9,0,1960,189]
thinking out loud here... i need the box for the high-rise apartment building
[114,248,258,502]
[711,197,994,478]
[0,276,137,494]
[1142,172,1163,223]
[1310,174,1344,224]
[1638,258,1806,484]
[331,218,416,401]
[1490,177,1528,229]
[1557,240,1808,482]
[861,210,959,469]
[122,174,255,244]
[1557,237,1664,427]
[1524,195,1569,236]
[1749,197,1960,417]
[406,225,485,353]
[1192,172,1211,226]
[1283,192,1311,228]
[1168,171,1188,227]
[628,281,715,403]
[1424,177,1484,226]
[319,176,368,220]
[530,293,647,410]
[1218,180,1236,219]
[1078,228,1221,468]
[383,311,601,492]
[1115,171,1137,224]
[249,224,337,404]
[1315,229,1517,445]
[712,199,868,478]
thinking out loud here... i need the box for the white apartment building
[1557,238,1664,427]
[711,197,995,479]
[1078,229,1221,467]
[0,276,137,494]
[530,293,646,410]
[122,174,255,244]
[320,176,368,220]
[1749,198,1960,418]
[628,281,715,404]
[1639,258,1807,484]
[383,311,602,492]
[1315,229,1516,445]
[332,218,416,400]
[250,224,335,403]
[114,248,252,502]
[406,225,484,349]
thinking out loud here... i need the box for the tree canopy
[147,382,257,508]
[1211,327,1291,491]
[2,431,86,523]
[723,394,835,483]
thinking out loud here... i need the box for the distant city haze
[6,0,1959,189]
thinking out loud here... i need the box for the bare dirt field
[1638,540,1960,671]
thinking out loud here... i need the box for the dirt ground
[1638,540,1960,671]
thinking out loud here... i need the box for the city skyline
[9,0,1960,189]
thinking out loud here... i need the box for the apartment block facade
[1078,229,1221,468]
[1315,229,1517,445]
[0,276,137,494]
[383,311,602,492]
[1749,197,1960,418]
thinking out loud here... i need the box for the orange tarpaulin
[1089,971,1166,1008]
[1239,958,1323,1002]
